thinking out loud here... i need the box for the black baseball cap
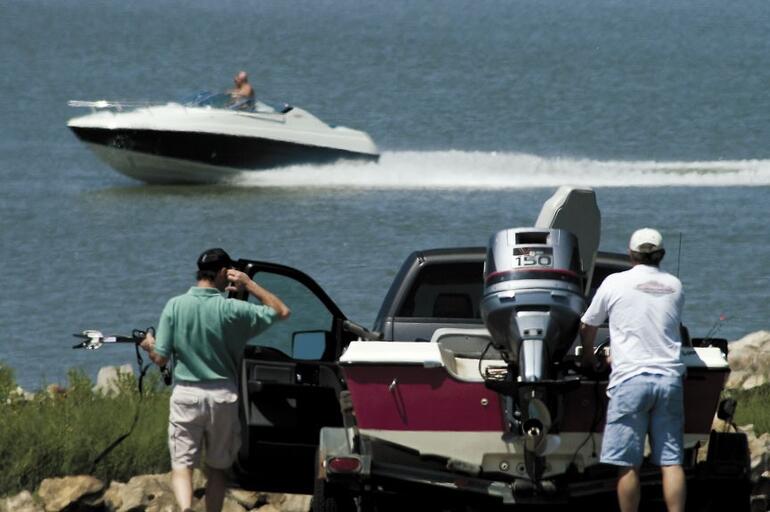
[197,248,234,271]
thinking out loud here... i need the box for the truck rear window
[396,262,484,319]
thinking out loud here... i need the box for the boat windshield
[181,91,278,113]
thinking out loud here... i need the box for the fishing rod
[703,314,729,342]
[72,329,144,350]
[72,327,172,387]
[72,327,171,471]
[669,235,729,344]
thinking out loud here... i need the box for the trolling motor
[72,327,172,387]
[480,228,586,482]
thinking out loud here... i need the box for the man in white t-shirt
[580,228,686,512]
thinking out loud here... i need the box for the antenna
[704,314,728,341]
[675,232,683,278]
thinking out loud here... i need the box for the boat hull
[343,365,726,435]
[70,127,379,184]
[340,342,729,478]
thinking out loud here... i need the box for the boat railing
[233,109,288,124]
[68,100,168,112]
[67,99,289,122]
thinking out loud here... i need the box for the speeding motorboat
[67,92,379,184]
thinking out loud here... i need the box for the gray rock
[103,470,209,512]
[103,481,126,511]
[93,364,135,396]
[226,489,264,509]
[37,475,104,512]
[0,490,44,512]
[220,496,248,512]
[743,374,768,390]
[264,493,311,512]
[115,472,174,512]
[727,369,749,390]
[728,331,770,390]
[3,385,36,404]
[143,491,178,512]
[748,432,770,481]
[191,468,207,493]
[255,505,281,512]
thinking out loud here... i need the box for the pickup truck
[228,247,632,494]
[228,245,750,512]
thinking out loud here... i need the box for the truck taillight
[327,456,362,473]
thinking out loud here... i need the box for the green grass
[724,382,770,436]
[0,363,170,496]
[0,362,16,404]
[1,363,769,497]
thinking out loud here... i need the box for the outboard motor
[481,228,585,381]
[480,227,586,483]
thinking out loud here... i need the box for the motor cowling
[481,228,585,382]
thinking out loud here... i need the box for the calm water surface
[1,0,768,388]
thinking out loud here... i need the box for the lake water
[1,0,769,389]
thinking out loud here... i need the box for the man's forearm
[580,323,598,356]
[146,350,168,367]
[246,281,291,319]
[139,335,169,367]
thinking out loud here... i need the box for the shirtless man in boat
[229,70,255,109]
[580,228,686,512]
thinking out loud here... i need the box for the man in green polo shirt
[140,248,290,512]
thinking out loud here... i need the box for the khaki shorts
[168,381,240,469]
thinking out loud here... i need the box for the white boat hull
[84,143,243,184]
[68,101,379,184]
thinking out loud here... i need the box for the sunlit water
[1,0,768,388]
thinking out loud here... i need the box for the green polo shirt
[154,287,277,382]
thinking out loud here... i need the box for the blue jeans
[600,373,684,467]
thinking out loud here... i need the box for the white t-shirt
[581,264,685,391]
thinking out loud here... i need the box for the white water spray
[230,151,770,189]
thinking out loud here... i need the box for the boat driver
[229,70,255,109]
[580,228,686,512]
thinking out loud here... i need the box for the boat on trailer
[314,187,751,510]
[67,92,379,184]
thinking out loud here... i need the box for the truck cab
[373,246,632,343]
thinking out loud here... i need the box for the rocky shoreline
[727,331,770,390]
[2,331,769,512]
[0,471,311,512]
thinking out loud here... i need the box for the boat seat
[429,328,506,381]
[430,328,502,359]
[432,293,474,319]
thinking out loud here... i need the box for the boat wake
[231,150,770,189]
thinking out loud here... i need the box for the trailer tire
[312,478,357,512]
